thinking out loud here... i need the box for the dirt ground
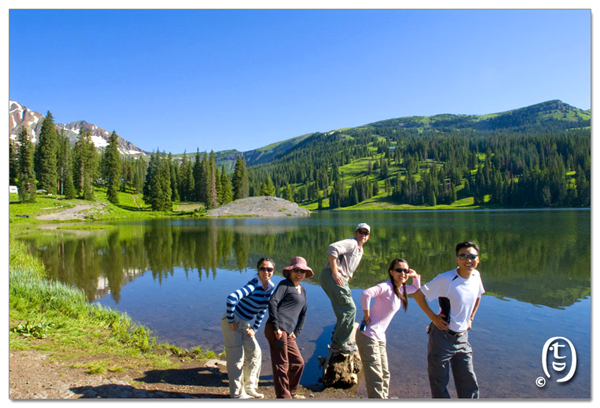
[8,348,361,400]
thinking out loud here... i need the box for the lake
[22,209,591,399]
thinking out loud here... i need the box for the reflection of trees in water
[22,212,589,308]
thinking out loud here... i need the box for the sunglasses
[259,267,274,272]
[357,230,370,235]
[292,269,307,274]
[393,268,409,274]
[458,254,478,260]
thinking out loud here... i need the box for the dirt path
[36,202,108,221]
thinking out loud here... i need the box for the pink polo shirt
[361,275,421,342]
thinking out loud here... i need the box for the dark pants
[427,324,479,398]
[264,322,305,399]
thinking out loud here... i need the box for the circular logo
[536,377,546,388]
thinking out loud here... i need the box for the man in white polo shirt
[413,241,485,398]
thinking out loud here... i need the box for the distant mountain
[9,100,147,156]
[362,99,590,132]
[10,99,589,168]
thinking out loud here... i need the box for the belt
[447,329,466,337]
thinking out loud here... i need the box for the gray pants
[427,324,479,398]
[320,267,356,348]
[356,331,389,398]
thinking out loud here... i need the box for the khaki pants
[356,331,390,398]
[220,313,262,397]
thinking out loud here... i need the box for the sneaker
[233,392,254,399]
[246,389,264,399]
[292,394,306,399]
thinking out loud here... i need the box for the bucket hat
[282,256,314,279]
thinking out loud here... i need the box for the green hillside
[245,100,590,210]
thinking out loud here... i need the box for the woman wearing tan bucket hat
[264,256,313,399]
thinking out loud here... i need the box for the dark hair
[388,258,409,313]
[455,241,480,256]
[257,257,275,269]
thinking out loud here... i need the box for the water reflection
[24,210,590,309]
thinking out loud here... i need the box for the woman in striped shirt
[357,258,421,398]
[221,257,276,399]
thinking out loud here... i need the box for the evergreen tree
[207,151,218,209]
[105,131,122,204]
[17,128,36,202]
[260,175,276,196]
[219,165,233,205]
[34,111,59,194]
[57,132,75,198]
[170,154,180,202]
[143,150,172,211]
[73,128,97,200]
[9,139,18,186]
[232,155,249,200]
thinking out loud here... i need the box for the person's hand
[246,328,255,337]
[408,269,418,279]
[363,315,371,325]
[467,317,474,330]
[275,329,283,340]
[431,313,449,331]
[289,332,296,340]
[229,321,238,331]
[333,270,344,287]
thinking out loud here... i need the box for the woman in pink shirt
[356,258,421,398]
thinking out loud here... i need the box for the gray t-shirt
[325,237,363,279]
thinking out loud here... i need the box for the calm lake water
[22,210,591,399]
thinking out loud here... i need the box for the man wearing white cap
[320,222,371,354]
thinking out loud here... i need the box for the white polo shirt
[420,268,485,332]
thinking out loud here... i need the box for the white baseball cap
[355,223,371,234]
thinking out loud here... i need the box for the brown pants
[264,322,305,398]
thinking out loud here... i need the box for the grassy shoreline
[9,192,218,375]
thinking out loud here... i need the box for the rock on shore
[207,196,311,218]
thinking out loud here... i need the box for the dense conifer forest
[9,100,590,211]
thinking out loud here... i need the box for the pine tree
[219,165,233,205]
[9,139,19,186]
[17,128,37,202]
[73,128,98,200]
[143,150,172,211]
[57,132,75,199]
[232,155,249,200]
[207,151,218,209]
[260,175,276,196]
[105,131,122,204]
[34,111,59,194]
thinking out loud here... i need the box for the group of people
[221,222,485,399]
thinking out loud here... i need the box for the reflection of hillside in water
[22,211,590,308]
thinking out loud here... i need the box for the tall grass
[9,238,157,352]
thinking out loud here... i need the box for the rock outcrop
[206,196,311,218]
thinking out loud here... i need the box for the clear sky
[8,8,591,154]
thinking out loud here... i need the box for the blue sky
[9,8,591,154]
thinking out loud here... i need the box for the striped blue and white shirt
[226,276,275,331]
